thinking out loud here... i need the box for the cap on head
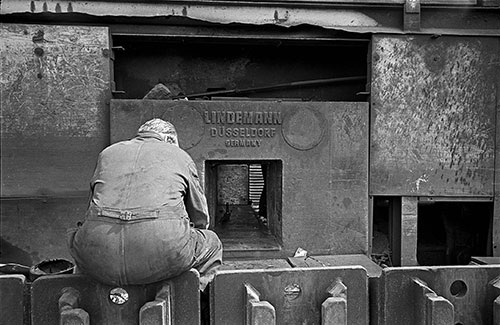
[138,118,178,145]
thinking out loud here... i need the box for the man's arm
[87,152,102,209]
[184,161,210,229]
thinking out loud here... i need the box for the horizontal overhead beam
[1,0,499,36]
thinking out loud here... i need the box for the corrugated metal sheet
[249,164,265,211]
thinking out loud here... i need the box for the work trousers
[68,206,222,291]
[191,228,223,291]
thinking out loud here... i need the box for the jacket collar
[136,131,164,141]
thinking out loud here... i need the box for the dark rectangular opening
[417,200,493,266]
[371,196,396,267]
[205,160,282,252]
[372,197,493,267]
[112,32,368,102]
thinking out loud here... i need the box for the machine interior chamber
[205,160,283,252]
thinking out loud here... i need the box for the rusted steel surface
[211,266,368,325]
[376,265,500,325]
[31,270,199,325]
[111,100,369,256]
[0,1,377,30]
[3,1,499,36]
[0,23,110,197]
[370,35,498,196]
[217,164,249,205]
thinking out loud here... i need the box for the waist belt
[89,203,186,221]
[97,207,159,221]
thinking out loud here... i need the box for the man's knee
[194,229,223,264]
[199,229,222,249]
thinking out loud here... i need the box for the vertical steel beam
[139,283,172,325]
[322,279,348,325]
[58,287,90,325]
[495,60,500,257]
[389,197,402,266]
[244,283,276,325]
[404,0,421,31]
[401,197,419,266]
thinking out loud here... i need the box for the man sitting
[68,118,222,292]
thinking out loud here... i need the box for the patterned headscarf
[138,118,178,145]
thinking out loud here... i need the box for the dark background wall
[113,35,368,101]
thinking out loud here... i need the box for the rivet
[109,287,129,305]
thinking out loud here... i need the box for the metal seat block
[31,269,200,325]
[376,265,500,325]
[0,275,26,325]
[211,266,368,325]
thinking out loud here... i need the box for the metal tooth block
[376,265,500,325]
[211,266,368,325]
[412,278,453,325]
[0,275,26,325]
[492,277,500,325]
[322,279,348,325]
[245,283,276,325]
[59,287,90,325]
[31,269,199,325]
[139,283,172,325]
[288,254,382,325]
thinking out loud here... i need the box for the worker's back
[69,131,198,286]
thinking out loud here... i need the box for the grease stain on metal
[371,36,496,195]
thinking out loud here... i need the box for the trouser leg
[191,229,223,291]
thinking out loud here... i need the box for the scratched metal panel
[111,100,369,255]
[212,266,368,325]
[370,35,497,196]
[0,24,110,197]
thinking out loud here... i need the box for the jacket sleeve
[87,152,103,209]
[184,160,210,229]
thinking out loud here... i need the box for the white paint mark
[415,174,428,191]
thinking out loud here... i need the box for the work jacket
[69,131,210,285]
